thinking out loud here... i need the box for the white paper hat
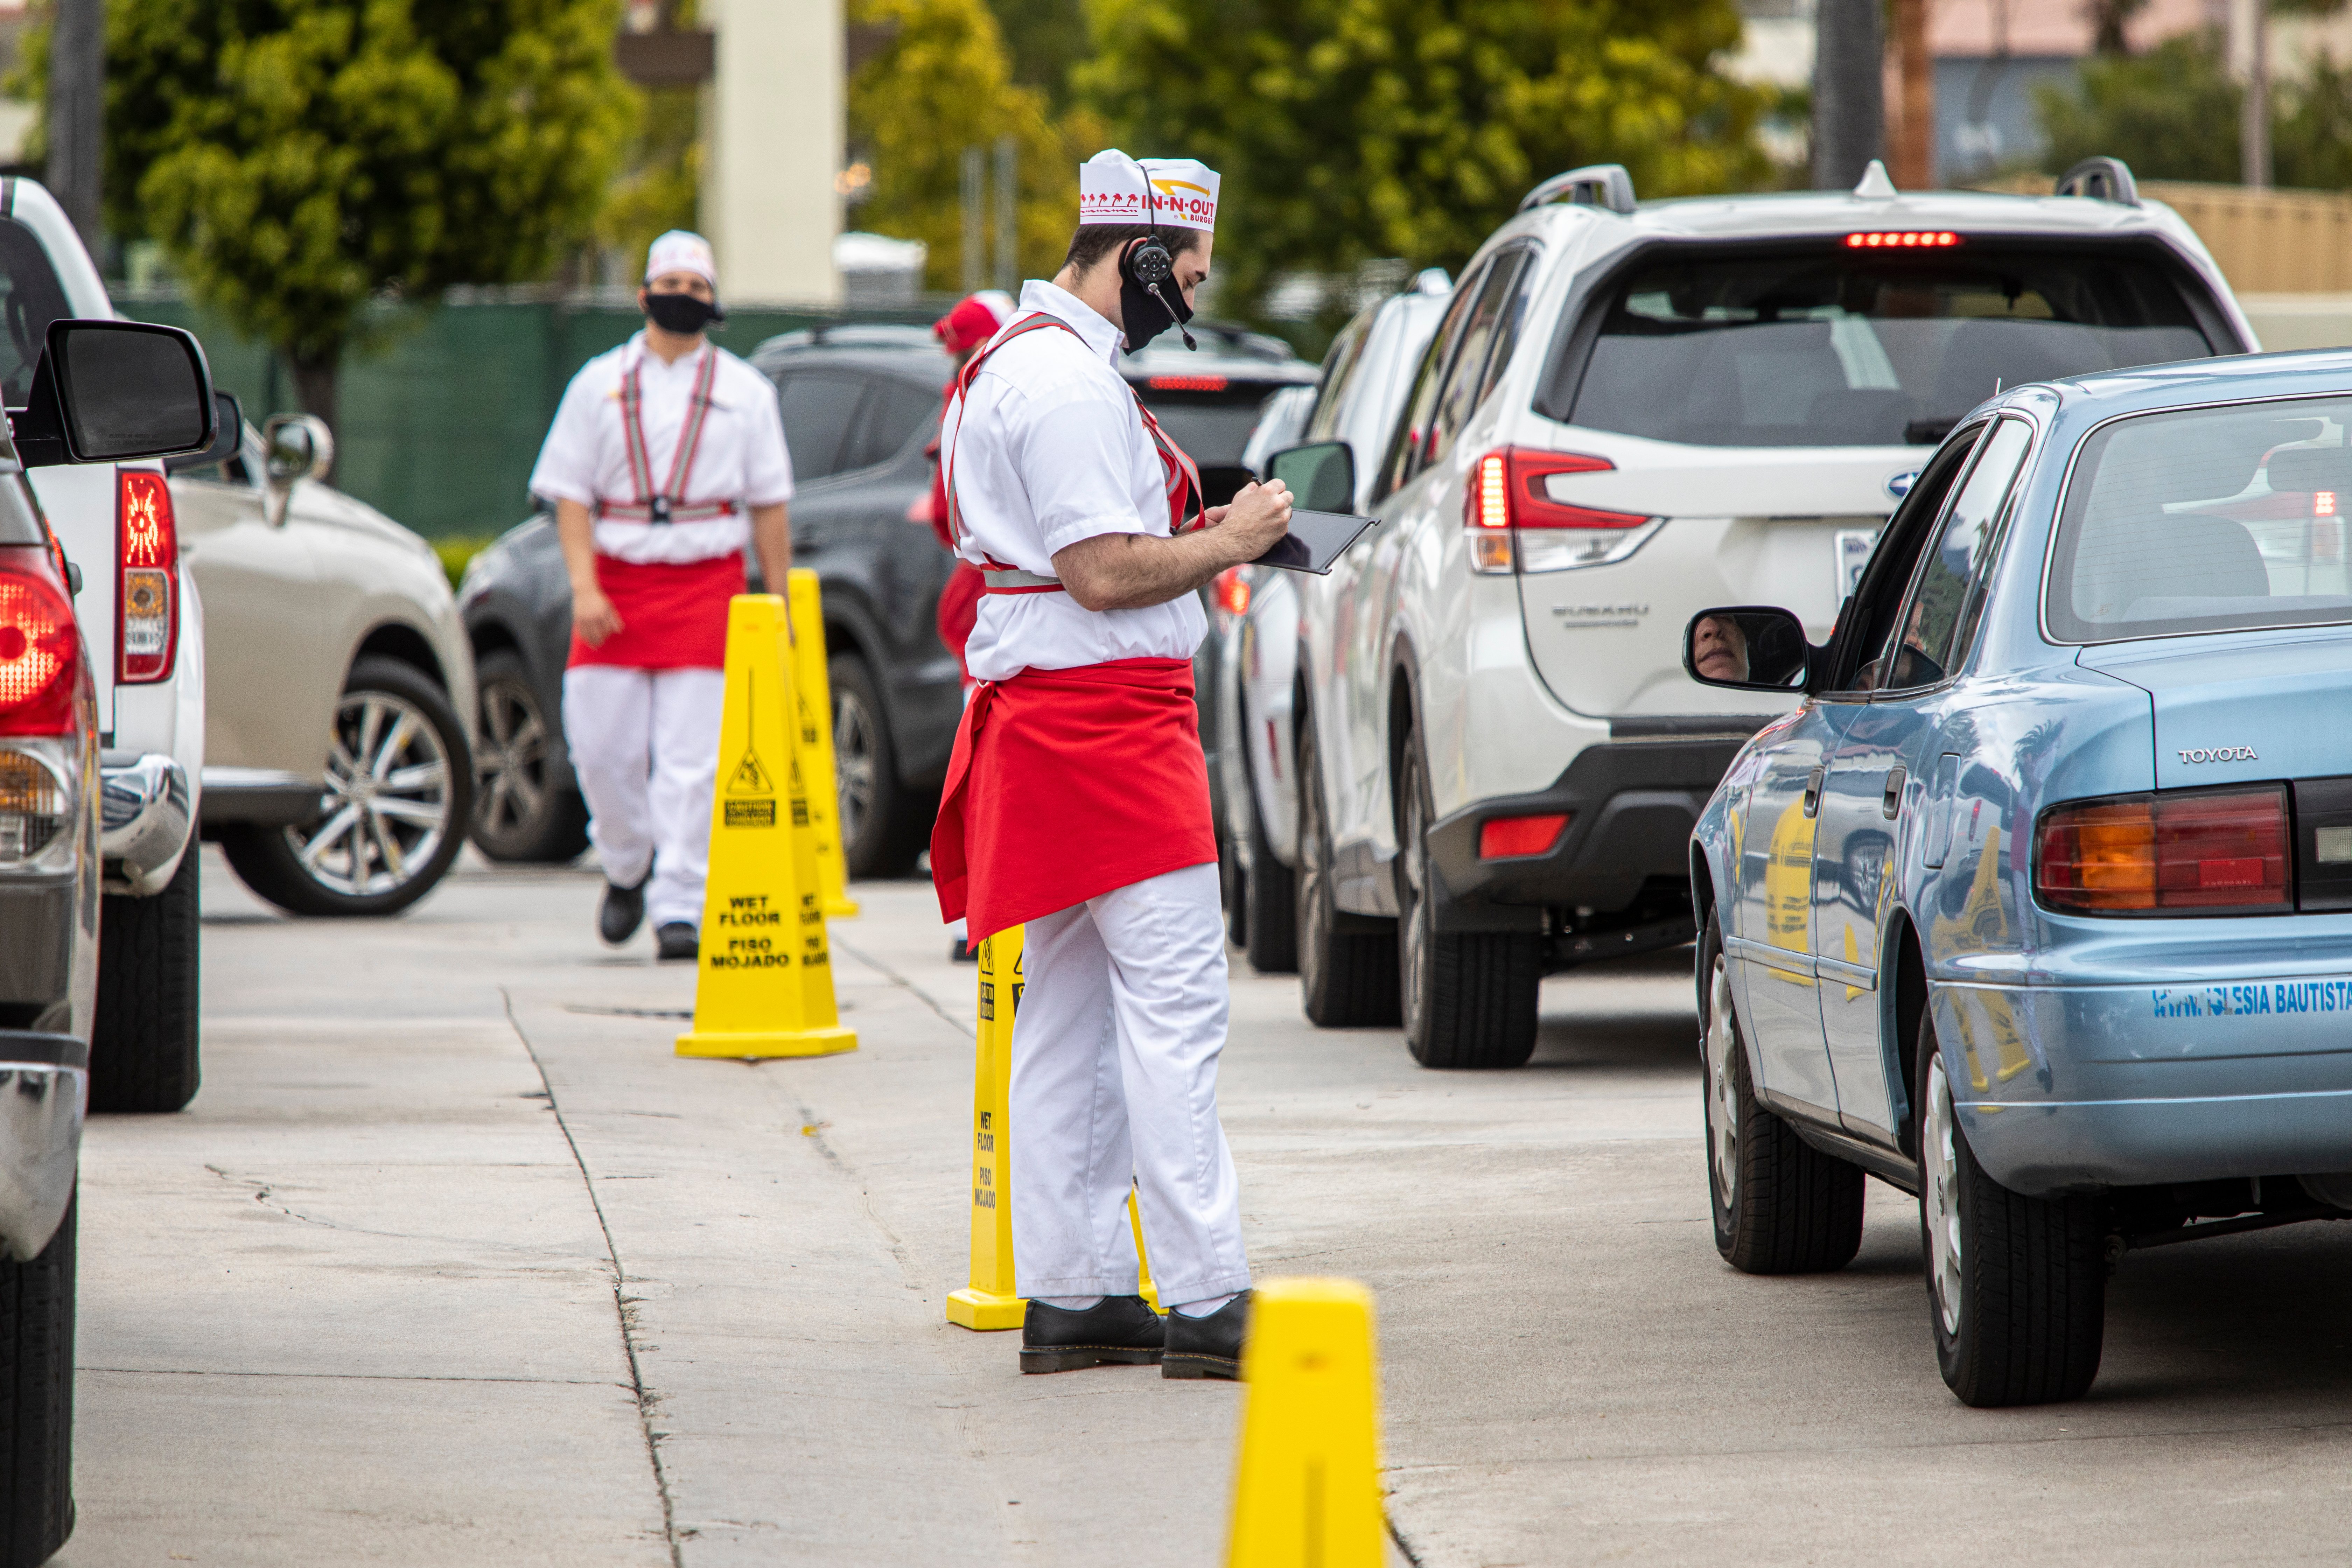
[1077,150,1219,232]
[645,230,717,287]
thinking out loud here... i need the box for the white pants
[562,666,726,929]
[1008,862,1251,1307]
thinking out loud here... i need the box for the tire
[90,849,200,1114]
[830,653,925,878]
[1918,1008,2105,1406]
[1396,735,1538,1068]
[1700,912,1864,1273]
[1218,824,1247,949]
[1241,786,1297,974]
[468,648,588,864]
[220,656,474,918]
[1295,715,1398,1028]
[0,1194,75,1568]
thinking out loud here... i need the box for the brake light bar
[1146,374,1229,392]
[2036,785,2289,914]
[0,561,78,736]
[118,469,177,684]
[1845,231,1962,249]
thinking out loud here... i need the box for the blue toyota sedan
[1684,348,2352,1408]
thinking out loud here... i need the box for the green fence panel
[117,293,950,539]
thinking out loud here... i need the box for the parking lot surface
[54,849,2352,1564]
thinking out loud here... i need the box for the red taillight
[118,469,176,683]
[2036,786,2289,914]
[1212,566,1251,618]
[1844,231,1962,248]
[1479,812,1570,860]
[1465,447,1653,573]
[0,565,78,736]
[1147,374,1228,392]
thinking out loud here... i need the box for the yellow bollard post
[1225,1278,1385,1568]
[948,926,1025,1328]
[676,594,858,1060]
[785,569,859,919]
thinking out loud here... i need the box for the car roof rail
[1518,163,1636,216]
[2054,156,2139,206]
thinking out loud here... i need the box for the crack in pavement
[502,987,684,1568]
[80,1365,635,1388]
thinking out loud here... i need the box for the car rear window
[2048,394,2352,643]
[1133,378,1285,465]
[0,219,68,412]
[1548,240,2218,449]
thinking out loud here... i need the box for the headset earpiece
[1125,235,1174,288]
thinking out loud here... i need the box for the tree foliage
[849,0,1092,292]
[2038,30,2352,189]
[100,0,634,425]
[1074,0,1771,322]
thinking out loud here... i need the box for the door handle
[1882,765,1906,820]
[1803,765,1825,818]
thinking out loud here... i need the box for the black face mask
[644,290,724,335]
[1117,240,1195,352]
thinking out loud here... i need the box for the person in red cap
[923,290,1012,961]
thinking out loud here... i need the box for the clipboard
[1252,508,1377,575]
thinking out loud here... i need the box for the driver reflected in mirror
[1690,613,1750,682]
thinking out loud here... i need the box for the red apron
[568,346,746,672]
[931,658,1216,941]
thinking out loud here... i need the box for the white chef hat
[645,230,718,287]
[1077,150,1219,232]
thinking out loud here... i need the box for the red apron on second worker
[931,657,1216,943]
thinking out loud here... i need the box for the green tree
[849,0,1088,292]
[2037,34,2241,183]
[987,0,1087,110]
[99,0,634,429]
[1075,0,1771,326]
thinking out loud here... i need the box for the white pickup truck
[4,178,203,1113]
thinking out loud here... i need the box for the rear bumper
[1942,976,2352,1196]
[0,1033,84,1262]
[1424,735,1749,931]
[100,752,191,894]
[198,766,322,833]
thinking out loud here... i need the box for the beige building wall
[702,0,842,305]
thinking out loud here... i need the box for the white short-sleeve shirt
[945,279,1207,681]
[528,334,794,565]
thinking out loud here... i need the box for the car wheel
[90,848,200,1114]
[0,1192,75,1568]
[1295,715,1398,1028]
[468,648,588,864]
[220,656,475,917]
[830,652,924,878]
[1700,910,1864,1273]
[1918,1007,2104,1406]
[1396,733,1539,1068]
[1241,786,1297,974]
[1218,823,1247,948]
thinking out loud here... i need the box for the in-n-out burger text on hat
[645,229,718,287]
[1077,150,1219,232]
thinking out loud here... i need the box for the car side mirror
[264,413,334,486]
[1684,606,1814,691]
[166,391,245,474]
[7,320,216,468]
[1266,440,1355,513]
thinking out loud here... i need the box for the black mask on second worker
[1117,239,1194,352]
[644,290,724,335]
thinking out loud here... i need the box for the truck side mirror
[8,320,216,467]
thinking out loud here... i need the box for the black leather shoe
[655,922,699,962]
[950,938,976,963]
[599,876,647,945]
[1019,1295,1163,1373]
[1163,1292,1250,1380]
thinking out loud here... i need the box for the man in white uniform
[930,152,1292,1379]
[530,232,795,961]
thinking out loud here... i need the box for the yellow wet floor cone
[785,569,859,919]
[949,926,1024,1328]
[1226,1278,1384,1568]
[676,594,857,1060]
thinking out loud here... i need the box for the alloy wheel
[1705,952,1741,1212]
[833,685,878,849]
[1923,1052,1964,1336]
[284,688,456,898]
[473,676,548,840]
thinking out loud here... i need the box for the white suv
[1271,157,2257,1067]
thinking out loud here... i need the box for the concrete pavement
[56,847,2352,1565]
